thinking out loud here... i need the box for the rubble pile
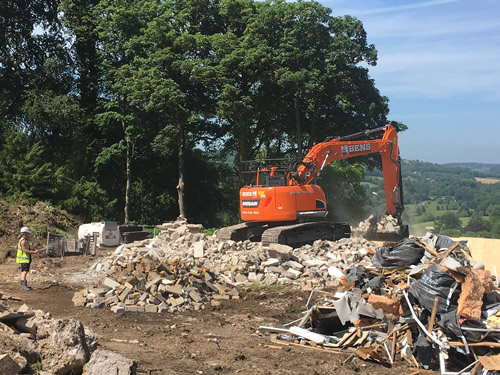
[0,299,136,374]
[74,219,380,312]
[260,233,500,373]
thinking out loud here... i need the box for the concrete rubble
[0,301,136,374]
[74,218,379,313]
[259,232,500,374]
[356,214,401,234]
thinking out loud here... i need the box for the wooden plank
[391,331,397,361]
[438,241,461,259]
[428,296,439,334]
[448,341,500,348]
[415,240,440,257]
[270,338,344,354]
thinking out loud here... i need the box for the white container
[78,222,120,247]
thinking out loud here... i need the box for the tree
[434,212,462,233]
[118,0,223,219]
[0,130,71,203]
[464,214,491,233]
[91,0,159,222]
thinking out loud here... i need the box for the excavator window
[265,175,286,186]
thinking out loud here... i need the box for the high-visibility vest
[16,237,30,264]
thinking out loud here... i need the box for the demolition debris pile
[260,233,500,373]
[74,219,379,313]
[0,298,136,374]
[73,218,500,372]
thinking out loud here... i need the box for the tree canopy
[0,0,406,228]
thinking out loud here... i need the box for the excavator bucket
[364,224,409,242]
[358,214,410,243]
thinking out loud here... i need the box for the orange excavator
[216,124,409,246]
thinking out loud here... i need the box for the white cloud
[338,0,456,16]
[338,1,500,100]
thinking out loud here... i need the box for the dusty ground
[0,250,409,375]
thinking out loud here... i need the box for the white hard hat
[20,227,31,233]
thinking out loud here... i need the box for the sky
[322,0,500,164]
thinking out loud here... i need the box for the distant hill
[363,159,499,238]
[443,162,500,178]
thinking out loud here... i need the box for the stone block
[267,243,293,260]
[0,353,21,374]
[164,285,183,296]
[83,348,137,375]
[234,274,248,283]
[189,290,201,302]
[145,305,158,313]
[118,288,132,302]
[104,295,119,305]
[262,258,280,267]
[193,241,205,258]
[111,305,125,314]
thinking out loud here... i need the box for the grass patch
[203,227,218,236]
[246,282,284,293]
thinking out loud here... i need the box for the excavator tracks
[261,222,351,248]
[216,221,351,248]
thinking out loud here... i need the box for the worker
[16,227,39,291]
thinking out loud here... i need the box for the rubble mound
[0,299,136,374]
[75,219,381,312]
[0,199,80,262]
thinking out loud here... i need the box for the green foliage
[62,179,116,222]
[366,160,500,237]
[434,212,462,233]
[0,131,71,203]
[0,0,412,228]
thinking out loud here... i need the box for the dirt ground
[0,250,410,375]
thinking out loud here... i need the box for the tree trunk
[122,118,133,223]
[238,129,250,188]
[295,94,302,158]
[309,101,319,149]
[176,122,186,219]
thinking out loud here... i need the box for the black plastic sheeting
[345,266,385,292]
[409,264,461,314]
[371,238,425,269]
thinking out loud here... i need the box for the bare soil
[0,251,409,375]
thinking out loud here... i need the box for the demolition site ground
[0,253,406,375]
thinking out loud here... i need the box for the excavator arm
[292,124,403,217]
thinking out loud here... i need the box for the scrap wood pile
[259,234,500,374]
[74,218,380,312]
[0,295,136,374]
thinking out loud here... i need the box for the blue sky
[323,0,500,164]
